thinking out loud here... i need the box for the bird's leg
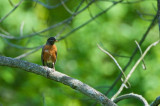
[53,63,55,71]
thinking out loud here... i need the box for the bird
[41,37,58,69]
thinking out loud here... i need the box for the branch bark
[0,56,117,106]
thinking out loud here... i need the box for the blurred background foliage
[0,0,159,106]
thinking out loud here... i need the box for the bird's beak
[55,40,58,42]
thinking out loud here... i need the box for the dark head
[46,37,58,45]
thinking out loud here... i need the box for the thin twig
[58,0,123,40]
[55,24,68,38]
[98,0,156,4]
[32,0,68,9]
[74,0,85,12]
[8,0,15,7]
[4,38,41,50]
[136,10,155,17]
[97,44,130,87]
[113,93,149,106]
[0,33,16,39]
[0,27,11,35]
[135,40,146,70]
[105,12,158,96]
[86,0,99,24]
[55,0,85,39]
[0,0,92,40]
[20,21,25,36]
[111,40,160,101]
[0,0,24,23]
[99,42,130,58]
[0,18,70,39]
[15,45,43,59]
[137,10,154,21]
[60,0,73,14]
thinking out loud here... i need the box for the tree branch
[105,12,158,96]
[0,0,24,23]
[3,39,41,50]
[60,0,73,14]
[97,44,130,88]
[58,0,122,40]
[32,0,68,9]
[135,40,146,70]
[15,45,43,59]
[0,0,93,40]
[157,0,160,38]
[113,93,149,106]
[111,40,160,101]
[0,56,117,106]
[150,96,160,106]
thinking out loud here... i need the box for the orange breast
[43,45,57,63]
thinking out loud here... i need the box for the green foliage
[0,0,159,106]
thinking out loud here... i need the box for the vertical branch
[105,13,158,96]
[42,93,46,106]
[20,21,25,36]
[157,0,160,38]
[111,40,159,101]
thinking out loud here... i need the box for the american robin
[41,37,58,69]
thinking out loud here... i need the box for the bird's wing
[41,45,45,66]
[54,51,57,64]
